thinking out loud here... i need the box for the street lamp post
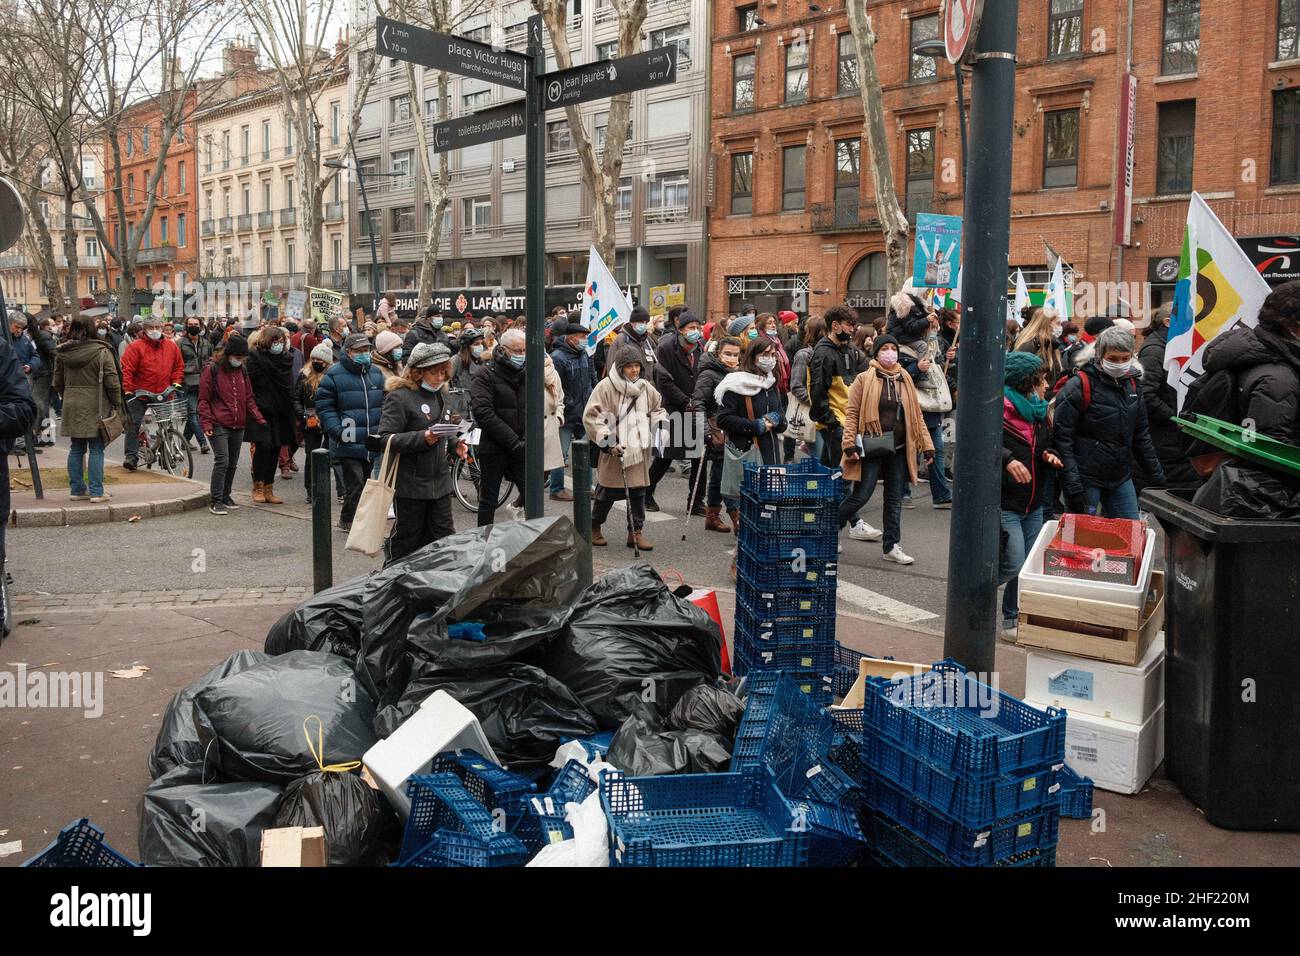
[913,37,968,196]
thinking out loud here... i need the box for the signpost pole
[942,0,1017,675]
[523,15,546,520]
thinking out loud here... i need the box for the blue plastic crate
[864,661,1066,779]
[602,767,808,867]
[400,828,529,867]
[791,797,867,867]
[432,750,537,822]
[862,732,1061,829]
[863,811,1057,868]
[830,730,866,786]
[737,541,838,591]
[545,759,598,808]
[1059,764,1095,819]
[511,811,573,854]
[740,493,840,537]
[730,671,846,797]
[831,706,865,735]
[559,731,615,762]
[735,629,836,673]
[731,651,834,708]
[737,573,836,620]
[22,818,140,868]
[742,457,843,502]
[832,643,866,699]
[735,595,837,649]
[862,776,1060,867]
[734,527,840,564]
[400,772,528,866]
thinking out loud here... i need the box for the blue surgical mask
[684,329,702,344]
[747,328,759,340]
[509,352,526,368]
[432,318,443,330]
[420,380,440,392]
[632,322,648,335]
[471,344,485,359]
[353,352,372,366]
[270,343,285,355]
[391,348,403,363]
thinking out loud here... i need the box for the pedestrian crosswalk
[836,581,939,625]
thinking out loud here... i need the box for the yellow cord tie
[303,714,362,774]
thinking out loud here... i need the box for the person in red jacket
[199,335,266,514]
[120,314,185,470]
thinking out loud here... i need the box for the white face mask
[147,329,163,341]
[1101,358,1131,378]
[756,356,776,372]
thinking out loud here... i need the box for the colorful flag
[1008,269,1030,326]
[1044,259,1070,326]
[1166,193,1270,411]
[582,245,631,355]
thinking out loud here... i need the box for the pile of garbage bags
[138,517,732,867]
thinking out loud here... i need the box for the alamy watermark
[0,665,103,718]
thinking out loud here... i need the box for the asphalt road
[12,432,956,630]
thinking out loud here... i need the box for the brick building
[707,0,1300,324]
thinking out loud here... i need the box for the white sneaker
[883,544,914,565]
[849,519,883,542]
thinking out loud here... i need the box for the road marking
[836,580,939,624]
[603,500,676,523]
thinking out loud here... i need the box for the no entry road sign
[541,46,677,109]
[430,100,527,153]
[943,0,984,64]
[376,16,529,90]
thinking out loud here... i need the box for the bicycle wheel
[159,428,194,479]
[453,456,481,512]
[497,477,515,508]
[1,564,12,638]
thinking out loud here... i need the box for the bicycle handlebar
[131,388,182,402]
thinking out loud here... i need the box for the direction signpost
[377,13,679,519]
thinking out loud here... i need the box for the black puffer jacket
[652,333,700,413]
[1001,402,1055,515]
[693,352,731,462]
[1137,324,1199,487]
[887,298,931,347]
[1200,323,1300,445]
[1053,361,1165,496]
[468,351,526,457]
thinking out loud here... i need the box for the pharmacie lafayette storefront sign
[355,284,638,320]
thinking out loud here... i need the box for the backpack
[1070,368,1135,413]
[1177,366,1241,474]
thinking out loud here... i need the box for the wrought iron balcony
[137,245,177,264]
[279,208,297,227]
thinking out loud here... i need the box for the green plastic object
[1174,414,1300,477]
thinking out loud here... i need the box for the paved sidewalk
[2,586,1296,868]
[9,478,209,527]
[11,586,313,613]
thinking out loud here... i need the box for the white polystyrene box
[1018,519,1158,611]
[1027,700,1164,795]
[1024,636,1165,724]
[362,690,498,819]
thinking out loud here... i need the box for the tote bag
[346,437,399,557]
[96,359,125,445]
[719,397,762,499]
[784,392,816,443]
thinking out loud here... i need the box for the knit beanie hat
[1004,349,1043,388]
[310,342,333,363]
[224,334,249,357]
[728,314,756,336]
[374,330,403,355]
[872,334,899,358]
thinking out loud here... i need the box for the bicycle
[446,390,515,513]
[132,388,194,479]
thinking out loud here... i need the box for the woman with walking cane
[582,343,667,552]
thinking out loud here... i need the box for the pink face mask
[877,349,898,367]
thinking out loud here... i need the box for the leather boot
[263,481,284,505]
[728,508,740,533]
[252,481,267,503]
[627,529,653,551]
[705,506,730,533]
[591,524,607,547]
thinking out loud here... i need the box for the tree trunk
[411,65,450,304]
[846,1,911,299]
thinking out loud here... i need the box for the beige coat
[582,373,666,489]
[543,354,565,472]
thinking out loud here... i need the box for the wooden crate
[835,655,929,710]
[1016,571,1165,665]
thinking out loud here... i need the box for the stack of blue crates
[732,459,842,706]
[859,660,1067,867]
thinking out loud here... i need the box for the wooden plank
[1016,575,1164,666]
[1018,570,1165,631]
[858,656,928,682]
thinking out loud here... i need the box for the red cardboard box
[1044,515,1146,586]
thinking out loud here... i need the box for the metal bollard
[571,438,593,590]
[311,447,333,592]
[23,427,43,499]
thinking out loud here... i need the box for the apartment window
[1048,0,1084,58]
[285,177,295,208]
[240,125,250,163]
[835,138,861,203]
[262,119,271,157]
[330,102,341,143]
[222,130,230,164]
[262,180,272,211]
[176,124,184,144]
[287,243,295,275]
[390,149,414,178]
[906,128,936,213]
[86,237,99,257]
[263,243,273,275]
[285,120,295,153]
[125,131,133,157]
[782,145,806,211]
[1162,0,1200,75]
[242,184,251,215]
[616,177,633,213]
[462,86,492,111]
[392,206,416,234]
[547,120,573,153]
[1271,88,1300,184]
[143,125,150,152]
[464,196,492,233]
[1157,100,1196,194]
[838,32,860,94]
[1282,0,1300,61]
[785,40,809,103]
[222,187,230,216]
[87,275,98,293]
[649,173,688,209]
[178,161,186,193]
[391,94,412,122]
[738,4,759,31]
[362,209,382,237]
[81,156,96,189]
[596,40,618,61]
[178,214,186,247]
[910,15,939,80]
[160,216,169,243]
[613,250,637,286]
[127,173,134,204]
[205,190,213,219]
[1043,108,1080,188]
[731,152,753,215]
[205,137,213,172]
[650,24,691,70]
[162,166,169,197]
[333,237,343,270]
[733,53,755,111]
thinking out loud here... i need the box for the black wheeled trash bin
[1141,487,1300,830]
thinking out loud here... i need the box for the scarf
[852,362,930,483]
[713,370,775,405]
[608,369,652,469]
[1004,386,1048,423]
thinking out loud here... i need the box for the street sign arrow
[375,16,529,91]
[428,100,527,154]
[540,46,677,109]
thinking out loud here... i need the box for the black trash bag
[402,600,571,676]
[1193,462,1300,520]
[359,517,581,705]
[374,661,598,767]
[273,771,394,867]
[149,650,269,779]
[539,564,723,726]
[193,650,377,784]
[607,712,732,776]
[667,682,746,740]
[264,576,369,659]
[138,764,283,866]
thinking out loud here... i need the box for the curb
[9,487,211,528]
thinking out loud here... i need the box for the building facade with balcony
[707,0,1300,323]
[194,43,350,316]
[346,0,708,314]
